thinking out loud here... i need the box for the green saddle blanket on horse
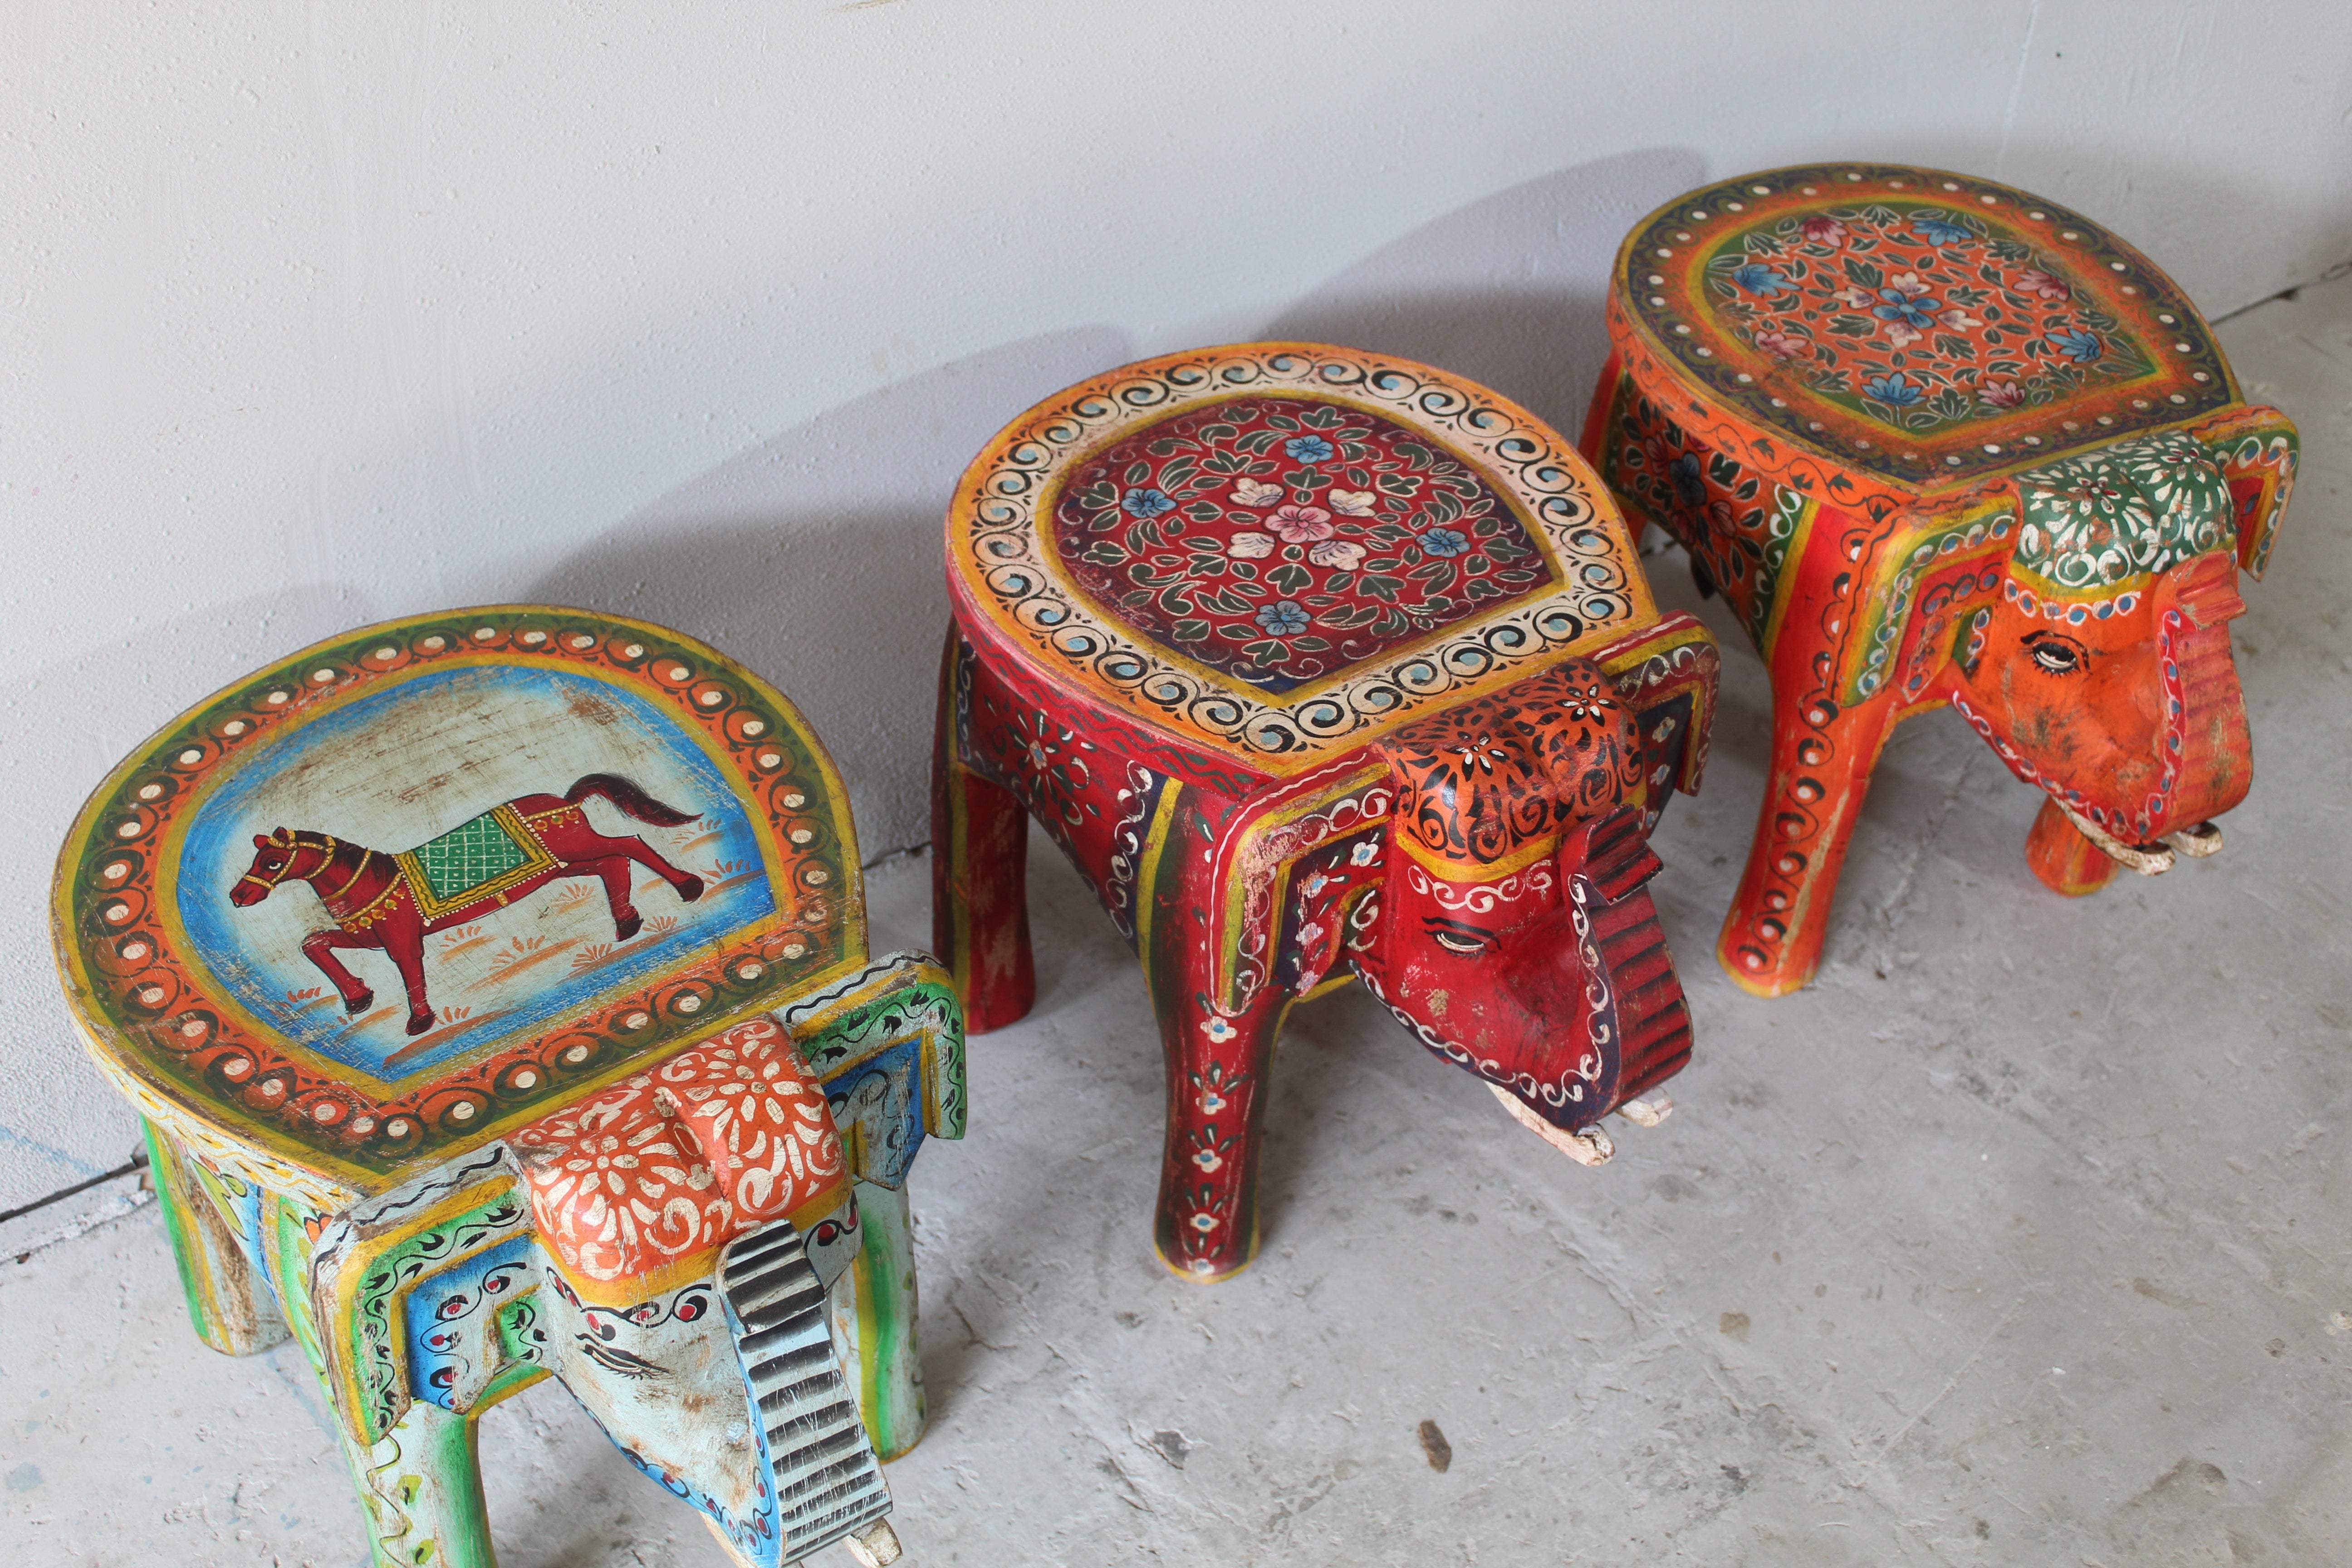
[394,804,558,916]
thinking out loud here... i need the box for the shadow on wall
[1263,146,1706,437]
[527,328,1137,854]
[528,149,1708,853]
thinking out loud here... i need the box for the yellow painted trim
[1756,492,1823,666]
[1130,784,1186,960]
[321,1174,517,1443]
[1391,823,1561,882]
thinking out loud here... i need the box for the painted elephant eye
[2023,631,2087,676]
[1421,916,1496,957]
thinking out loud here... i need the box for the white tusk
[1617,1095,1675,1128]
[845,1519,904,1568]
[2054,798,2176,876]
[2162,820,2224,858]
[1490,1083,1614,1166]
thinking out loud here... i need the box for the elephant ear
[1830,483,2019,710]
[2187,403,2299,579]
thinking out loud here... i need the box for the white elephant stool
[53,607,966,1568]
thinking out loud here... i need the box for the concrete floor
[6,274,2350,1567]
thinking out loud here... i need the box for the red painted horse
[228,773,706,1036]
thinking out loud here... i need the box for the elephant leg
[1145,962,1288,1283]
[1719,678,1902,996]
[279,1197,499,1568]
[328,1398,498,1568]
[932,635,1034,1033]
[141,1120,287,1355]
[828,1179,926,1461]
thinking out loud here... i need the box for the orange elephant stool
[1582,163,2296,997]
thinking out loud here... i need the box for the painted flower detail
[1307,539,1366,568]
[1349,840,1378,865]
[1192,1148,1223,1173]
[2012,269,2070,300]
[1752,329,1810,359]
[1864,372,1924,407]
[2050,327,2104,363]
[1201,1015,1237,1044]
[1668,452,1706,507]
[1327,488,1377,515]
[1730,263,1793,297]
[1832,285,1875,309]
[1911,215,1974,247]
[1418,527,1470,557]
[1268,504,1335,543]
[1873,286,1940,331]
[1799,216,1846,245]
[1225,530,1276,558]
[1938,306,1984,332]
[1122,486,1177,518]
[1229,478,1284,508]
[1255,599,1311,635]
[1979,379,2025,408]
[1284,434,1336,464]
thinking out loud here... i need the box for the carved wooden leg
[263,1190,500,1568]
[141,1120,287,1355]
[932,635,1034,1033]
[1143,961,1288,1283]
[333,1398,500,1568]
[829,1179,927,1461]
[1718,678,1902,996]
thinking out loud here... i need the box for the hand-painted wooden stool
[935,343,1720,1281]
[1583,163,2298,996]
[52,608,965,1568]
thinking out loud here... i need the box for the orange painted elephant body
[1585,165,2296,996]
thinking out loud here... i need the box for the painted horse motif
[229,773,706,1035]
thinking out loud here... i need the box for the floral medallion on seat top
[1049,397,1555,695]
[1617,165,2236,489]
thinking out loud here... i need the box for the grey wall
[6,1,2349,1209]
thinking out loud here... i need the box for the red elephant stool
[53,608,967,1568]
[935,343,1720,1281]
[1583,163,2297,997]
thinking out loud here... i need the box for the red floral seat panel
[950,344,1656,771]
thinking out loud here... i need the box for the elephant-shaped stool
[936,343,1720,1281]
[1583,163,2297,995]
[53,608,966,1567]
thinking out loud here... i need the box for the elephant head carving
[1349,656,1693,1160]
[1931,422,2289,890]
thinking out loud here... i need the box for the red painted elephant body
[934,343,1720,1280]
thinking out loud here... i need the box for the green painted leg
[259,1190,499,1568]
[832,1179,926,1460]
[333,1398,499,1568]
[141,1119,287,1355]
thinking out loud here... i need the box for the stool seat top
[1609,163,2241,495]
[947,343,1657,777]
[53,608,862,1200]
